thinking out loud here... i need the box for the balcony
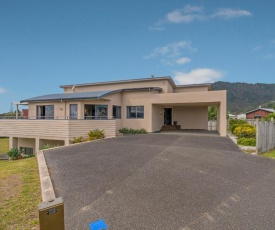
[0,116,121,141]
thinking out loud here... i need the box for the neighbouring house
[0,76,227,153]
[237,114,246,120]
[246,107,275,119]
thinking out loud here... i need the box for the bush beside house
[229,119,256,146]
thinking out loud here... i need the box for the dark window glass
[36,105,54,119]
[127,106,144,119]
[20,147,34,155]
[113,106,121,119]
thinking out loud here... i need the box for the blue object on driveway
[89,219,108,230]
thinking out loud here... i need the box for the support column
[9,136,13,149]
[16,104,19,119]
[64,139,70,146]
[218,100,227,137]
[35,138,40,154]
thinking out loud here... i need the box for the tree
[208,106,217,120]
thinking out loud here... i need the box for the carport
[150,90,227,136]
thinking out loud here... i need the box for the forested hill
[211,81,275,114]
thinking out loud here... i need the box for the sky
[0,0,275,112]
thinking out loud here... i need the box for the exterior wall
[28,102,66,118]
[39,139,65,149]
[246,110,272,119]
[68,120,117,140]
[27,93,122,119]
[174,86,209,93]
[173,106,208,129]
[152,105,164,132]
[63,79,173,93]
[121,91,153,131]
[18,138,36,150]
[0,119,118,147]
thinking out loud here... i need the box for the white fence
[256,120,275,154]
[208,120,217,131]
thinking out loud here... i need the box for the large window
[127,106,144,119]
[37,105,54,119]
[113,106,121,119]
[84,104,108,119]
[70,104,78,119]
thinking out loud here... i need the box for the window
[20,147,33,155]
[37,105,54,119]
[113,106,121,119]
[127,106,144,119]
[70,104,78,119]
[84,104,108,119]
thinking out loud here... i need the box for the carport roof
[20,87,162,103]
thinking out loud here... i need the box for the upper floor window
[37,105,54,119]
[84,104,108,119]
[113,106,121,119]
[127,106,144,119]
[70,104,78,119]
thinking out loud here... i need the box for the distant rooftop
[246,108,275,114]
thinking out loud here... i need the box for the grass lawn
[0,157,41,230]
[261,149,275,159]
[0,137,9,154]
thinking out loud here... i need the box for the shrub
[237,137,256,146]
[42,144,59,150]
[119,127,147,134]
[229,119,248,131]
[72,136,85,144]
[88,129,105,140]
[233,125,256,138]
[264,112,275,121]
[7,148,23,160]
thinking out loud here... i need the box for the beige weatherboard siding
[0,76,227,153]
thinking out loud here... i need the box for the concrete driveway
[44,133,275,230]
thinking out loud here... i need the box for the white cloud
[174,68,224,84]
[263,53,274,60]
[144,41,196,59]
[176,57,191,65]
[150,5,252,30]
[252,46,262,52]
[0,87,6,94]
[212,8,252,19]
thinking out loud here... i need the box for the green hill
[211,82,275,114]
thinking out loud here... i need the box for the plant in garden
[237,137,256,146]
[233,125,256,138]
[264,112,275,121]
[72,136,85,144]
[7,147,23,160]
[119,127,147,134]
[42,144,59,150]
[88,129,105,140]
[229,119,248,131]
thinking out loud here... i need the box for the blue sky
[0,0,275,112]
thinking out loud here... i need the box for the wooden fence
[256,119,275,154]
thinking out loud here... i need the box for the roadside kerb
[37,150,56,202]
[37,150,65,230]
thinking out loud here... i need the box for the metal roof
[246,108,275,114]
[20,87,162,103]
[60,76,177,88]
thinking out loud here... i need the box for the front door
[164,108,172,125]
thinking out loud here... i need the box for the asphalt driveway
[44,133,275,230]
